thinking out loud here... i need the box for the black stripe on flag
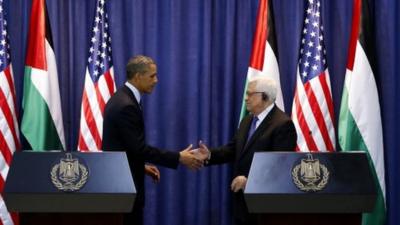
[267,0,279,60]
[44,0,54,49]
[359,0,377,75]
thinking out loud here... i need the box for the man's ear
[262,92,268,101]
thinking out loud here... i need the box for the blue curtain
[5,0,399,225]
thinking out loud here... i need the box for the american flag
[0,1,20,224]
[78,0,115,151]
[291,0,335,152]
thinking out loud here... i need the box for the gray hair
[248,76,277,102]
[126,55,155,79]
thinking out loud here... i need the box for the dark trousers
[233,191,257,225]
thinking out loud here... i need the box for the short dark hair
[126,55,155,80]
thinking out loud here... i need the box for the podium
[244,152,377,225]
[4,151,136,225]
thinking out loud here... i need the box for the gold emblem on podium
[292,154,329,192]
[51,153,89,192]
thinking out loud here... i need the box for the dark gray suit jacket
[209,105,297,224]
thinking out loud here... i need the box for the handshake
[144,141,209,183]
[146,141,248,192]
[178,141,210,170]
[177,141,247,192]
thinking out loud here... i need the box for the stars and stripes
[0,0,19,224]
[291,0,335,152]
[78,0,115,151]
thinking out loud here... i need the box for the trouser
[233,191,257,225]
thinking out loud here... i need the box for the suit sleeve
[208,115,251,165]
[208,132,238,165]
[116,105,180,169]
[272,120,297,151]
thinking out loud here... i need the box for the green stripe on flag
[339,86,386,225]
[21,67,63,150]
[239,79,249,121]
[338,87,368,151]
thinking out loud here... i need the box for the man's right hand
[196,141,210,161]
[179,144,203,170]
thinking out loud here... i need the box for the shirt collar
[254,103,275,127]
[125,81,141,104]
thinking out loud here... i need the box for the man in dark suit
[197,76,297,225]
[102,55,203,225]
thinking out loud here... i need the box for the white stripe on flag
[0,195,14,225]
[98,67,115,100]
[98,74,112,103]
[350,41,386,197]
[79,105,99,151]
[263,42,284,110]
[84,70,104,134]
[0,68,19,140]
[30,41,66,149]
[7,66,19,140]
[294,72,327,151]
[309,71,335,145]
[0,150,9,181]
[0,109,16,159]
[110,67,116,91]
[291,92,307,150]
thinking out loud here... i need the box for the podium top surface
[5,151,135,194]
[245,151,376,195]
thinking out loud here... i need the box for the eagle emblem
[51,153,89,192]
[292,154,329,192]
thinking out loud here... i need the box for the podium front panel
[244,152,376,213]
[4,151,136,213]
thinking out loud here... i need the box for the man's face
[135,64,158,94]
[245,82,264,114]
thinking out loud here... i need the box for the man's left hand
[145,164,160,183]
[231,176,247,192]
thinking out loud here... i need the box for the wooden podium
[4,151,136,225]
[244,152,377,225]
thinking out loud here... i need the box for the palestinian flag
[21,0,65,150]
[338,0,386,224]
[240,0,284,120]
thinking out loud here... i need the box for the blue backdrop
[5,0,399,225]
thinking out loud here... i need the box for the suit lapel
[237,116,252,157]
[122,85,143,118]
[239,106,277,159]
